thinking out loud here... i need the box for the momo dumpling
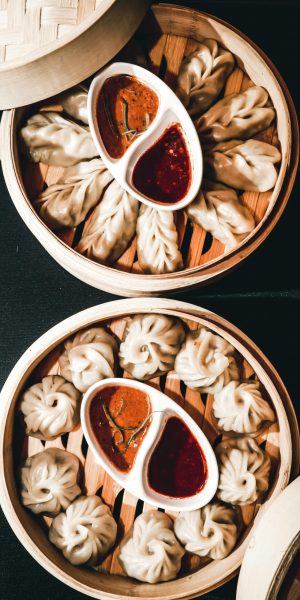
[58,84,88,124]
[174,502,238,559]
[20,448,81,516]
[77,179,139,263]
[213,380,276,434]
[34,159,113,230]
[197,86,275,142]
[204,139,281,192]
[119,314,185,380]
[19,111,97,166]
[20,375,81,440]
[187,186,255,251]
[137,204,183,274]
[118,511,184,583]
[216,437,271,505]
[59,327,117,393]
[49,495,117,565]
[175,326,239,393]
[176,39,234,116]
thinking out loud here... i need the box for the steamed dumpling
[175,326,239,393]
[58,84,88,124]
[216,437,271,505]
[197,86,275,142]
[59,327,117,393]
[136,204,183,274]
[20,375,81,440]
[49,495,117,565]
[176,39,234,116]
[186,186,255,251]
[204,139,281,192]
[213,380,276,434]
[77,179,139,263]
[20,448,81,516]
[19,112,97,166]
[119,314,185,380]
[174,502,238,559]
[118,511,185,583]
[34,159,113,230]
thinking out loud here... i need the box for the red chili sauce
[132,123,191,204]
[148,416,207,498]
[90,385,151,472]
[97,75,159,159]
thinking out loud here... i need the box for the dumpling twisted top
[136,204,183,274]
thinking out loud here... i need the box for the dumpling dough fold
[58,84,88,124]
[136,204,183,274]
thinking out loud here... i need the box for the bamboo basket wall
[0,4,298,296]
[0,298,299,599]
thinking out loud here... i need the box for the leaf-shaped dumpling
[77,179,139,263]
[19,112,97,166]
[58,84,88,124]
[176,39,235,116]
[197,86,275,142]
[34,159,113,230]
[136,204,183,274]
[204,139,281,192]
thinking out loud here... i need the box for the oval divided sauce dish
[81,377,218,511]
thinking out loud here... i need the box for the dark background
[0,1,299,599]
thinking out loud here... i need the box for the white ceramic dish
[88,62,203,211]
[81,377,218,511]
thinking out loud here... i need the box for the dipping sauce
[148,416,207,498]
[97,74,159,159]
[90,385,151,472]
[132,123,191,204]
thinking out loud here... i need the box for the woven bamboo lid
[0,0,149,109]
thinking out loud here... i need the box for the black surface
[0,1,299,599]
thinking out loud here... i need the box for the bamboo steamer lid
[0,0,149,109]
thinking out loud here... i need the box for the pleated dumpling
[19,111,97,166]
[77,179,139,263]
[174,502,238,559]
[118,511,185,583]
[58,84,88,124]
[49,495,117,566]
[216,437,271,505]
[175,326,239,393]
[20,375,81,440]
[59,327,117,393]
[204,139,281,192]
[21,448,81,516]
[197,86,275,142]
[176,39,234,116]
[213,380,276,434]
[136,204,183,274]
[119,314,185,380]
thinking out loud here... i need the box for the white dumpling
[21,448,81,516]
[119,314,185,380]
[186,186,255,250]
[59,327,117,393]
[197,86,275,142]
[176,39,234,116]
[49,495,117,566]
[19,111,97,166]
[34,159,113,230]
[118,511,184,583]
[58,84,88,124]
[20,375,81,440]
[175,326,239,393]
[213,380,276,434]
[77,179,139,263]
[204,139,281,192]
[216,437,271,505]
[174,502,238,559]
[136,204,183,274]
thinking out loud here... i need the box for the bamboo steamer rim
[0,298,299,599]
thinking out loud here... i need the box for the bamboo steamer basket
[0,298,299,599]
[0,4,298,296]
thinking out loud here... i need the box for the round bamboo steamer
[0,4,298,296]
[0,298,299,599]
